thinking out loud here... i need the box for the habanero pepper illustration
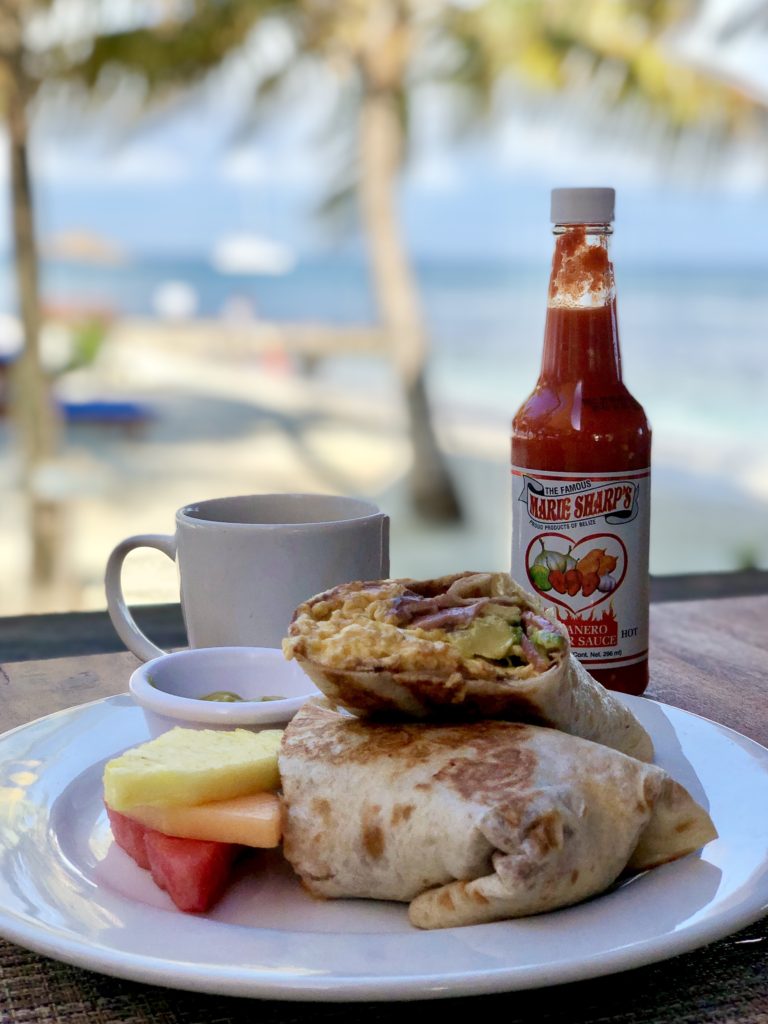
[530,539,576,593]
[581,571,600,598]
[579,547,620,595]
[529,540,574,595]
[575,547,619,595]
[547,569,566,594]
[529,540,620,598]
[564,568,582,597]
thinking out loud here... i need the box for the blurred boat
[152,281,199,320]
[211,234,295,276]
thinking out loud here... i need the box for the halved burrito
[280,701,716,930]
[283,572,653,762]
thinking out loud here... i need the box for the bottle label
[510,466,650,668]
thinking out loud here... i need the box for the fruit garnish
[103,727,282,811]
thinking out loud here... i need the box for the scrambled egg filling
[286,576,567,680]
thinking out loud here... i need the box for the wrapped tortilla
[283,572,653,762]
[279,701,716,930]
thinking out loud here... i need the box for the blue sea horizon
[0,251,765,575]
[2,250,760,430]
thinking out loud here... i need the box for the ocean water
[5,250,761,449]
[1,253,766,575]
[1,251,764,401]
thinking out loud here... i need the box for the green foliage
[49,0,764,168]
[62,317,108,374]
[57,0,285,95]
[443,0,759,133]
[1,0,761,155]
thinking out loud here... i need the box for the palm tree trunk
[358,85,462,522]
[6,47,63,592]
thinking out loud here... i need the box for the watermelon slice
[107,806,151,870]
[106,806,237,912]
[144,831,237,913]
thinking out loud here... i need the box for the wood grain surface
[0,649,139,734]
[647,594,768,745]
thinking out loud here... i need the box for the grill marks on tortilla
[280,702,715,927]
[391,803,415,825]
[286,704,538,814]
[286,705,537,773]
[280,701,347,762]
[312,798,332,825]
[361,804,385,860]
[527,811,565,858]
[333,667,473,718]
[432,725,537,804]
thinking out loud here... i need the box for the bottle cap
[551,187,615,224]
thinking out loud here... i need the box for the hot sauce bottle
[511,188,651,695]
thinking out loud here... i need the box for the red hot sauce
[511,189,651,695]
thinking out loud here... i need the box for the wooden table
[1,595,767,1023]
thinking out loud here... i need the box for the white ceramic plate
[1,695,767,1002]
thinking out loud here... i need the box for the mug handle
[380,514,390,577]
[105,534,178,662]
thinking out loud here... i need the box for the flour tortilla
[284,573,653,762]
[279,701,716,930]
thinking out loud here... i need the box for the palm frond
[440,0,762,143]
[314,80,362,233]
[55,0,287,95]
[316,177,357,231]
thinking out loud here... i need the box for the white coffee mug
[105,493,390,661]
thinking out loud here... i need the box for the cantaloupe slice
[121,791,282,848]
[104,727,282,811]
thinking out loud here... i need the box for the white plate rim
[1,693,768,1002]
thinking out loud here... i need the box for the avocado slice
[447,616,521,660]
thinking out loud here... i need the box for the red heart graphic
[525,532,627,614]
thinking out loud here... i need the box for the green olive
[199,691,285,703]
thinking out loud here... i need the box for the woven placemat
[2,918,767,1024]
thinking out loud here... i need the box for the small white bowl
[129,646,321,737]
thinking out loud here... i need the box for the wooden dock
[109,318,390,361]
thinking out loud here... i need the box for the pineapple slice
[104,727,282,812]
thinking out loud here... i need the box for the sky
[1,5,768,267]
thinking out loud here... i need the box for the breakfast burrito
[283,572,653,762]
[279,701,716,930]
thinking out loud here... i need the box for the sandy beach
[1,318,766,617]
